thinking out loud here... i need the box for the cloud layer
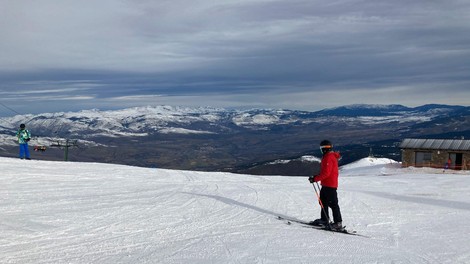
[1,0,469,115]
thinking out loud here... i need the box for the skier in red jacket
[309,140,343,230]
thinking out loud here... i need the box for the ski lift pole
[51,139,78,161]
[312,181,332,229]
[64,139,69,161]
[63,139,78,161]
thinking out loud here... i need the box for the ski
[276,216,368,237]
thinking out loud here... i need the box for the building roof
[399,138,470,151]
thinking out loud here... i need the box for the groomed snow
[1,157,469,263]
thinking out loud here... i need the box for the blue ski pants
[19,143,30,159]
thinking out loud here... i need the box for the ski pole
[312,182,332,229]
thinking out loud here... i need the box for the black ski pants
[320,186,342,223]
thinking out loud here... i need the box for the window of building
[415,152,432,167]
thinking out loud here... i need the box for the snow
[342,157,398,169]
[356,115,433,124]
[0,135,106,148]
[158,127,215,135]
[300,155,322,163]
[269,155,322,165]
[232,113,281,126]
[1,157,469,263]
[1,105,461,141]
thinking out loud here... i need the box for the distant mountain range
[1,104,469,175]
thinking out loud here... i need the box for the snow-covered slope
[1,157,469,263]
[341,157,398,169]
[340,157,400,176]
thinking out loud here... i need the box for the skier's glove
[308,176,316,183]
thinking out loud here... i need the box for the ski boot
[329,222,344,231]
[309,218,328,227]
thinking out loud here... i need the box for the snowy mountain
[315,104,466,117]
[2,157,469,263]
[0,104,468,171]
[1,104,467,139]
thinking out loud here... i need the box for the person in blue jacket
[16,124,31,159]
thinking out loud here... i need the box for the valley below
[1,104,469,175]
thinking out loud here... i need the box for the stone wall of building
[401,149,470,170]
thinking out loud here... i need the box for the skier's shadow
[185,192,299,221]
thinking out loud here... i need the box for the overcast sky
[0,0,469,116]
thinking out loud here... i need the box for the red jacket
[315,151,340,188]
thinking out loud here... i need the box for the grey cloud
[0,0,469,115]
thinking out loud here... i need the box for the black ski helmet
[320,140,332,148]
[320,140,333,154]
[20,124,26,129]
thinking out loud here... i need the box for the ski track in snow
[1,157,469,263]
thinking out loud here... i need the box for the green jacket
[16,129,31,144]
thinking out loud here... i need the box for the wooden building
[399,138,470,170]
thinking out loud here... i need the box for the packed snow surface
[1,157,469,263]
